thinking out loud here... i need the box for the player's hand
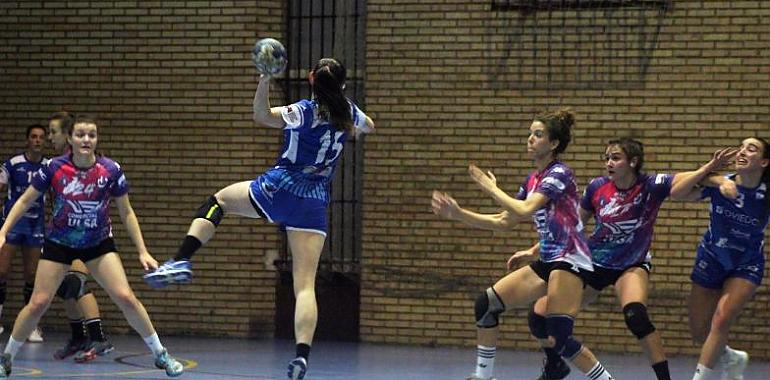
[0,234,5,253]
[507,249,537,271]
[139,252,159,271]
[468,164,498,192]
[719,180,738,199]
[706,147,738,172]
[431,190,461,220]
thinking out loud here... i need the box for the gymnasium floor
[7,333,770,379]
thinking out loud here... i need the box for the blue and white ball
[252,38,287,76]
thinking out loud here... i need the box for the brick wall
[361,0,770,359]
[0,1,286,337]
[1,0,769,362]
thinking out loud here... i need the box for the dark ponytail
[534,108,575,156]
[312,58,353,135]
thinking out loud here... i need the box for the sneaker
[0,353,11,377]
[287,357,307,380]
[536,357,571,380]
[465,374,496,380]
[143,260,193,289]
[27,327,43,343]
[74,340,115,363]
[722,348,749,380]
[154,349,184,377]
[54,337,89,360]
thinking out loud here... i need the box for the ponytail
[312,58,353,135]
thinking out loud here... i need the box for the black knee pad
[474,287,505,328]
[623,302,656,339]
[528,309,548,339]
[194,195,224,226]
[545,314,583,359]
[56,271,90,300]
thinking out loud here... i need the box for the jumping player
[143,58,374,380]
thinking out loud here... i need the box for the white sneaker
[722,347,748,380]
[27,327,43,343]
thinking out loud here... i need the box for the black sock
[85,318,107,342]
[174,235,202,261]
[296,343,311,361]
[70,319,86,341]
[652,360,671,380]
[0,281,7,304]
[23,282,34,305]
[543,347,562,367]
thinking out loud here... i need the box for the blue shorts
[3,216,44,247]
[691,245,764,289]
[248,175,328,236]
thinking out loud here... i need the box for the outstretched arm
[114,194,157,271]
[670,147,737,201]
[467,164,549,218]
[252,75,285,128]
[431,190,521,231]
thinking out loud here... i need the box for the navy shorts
[248,175,328,236]
[4,216,44,247]
[583,262,652,291]
[42,238,117,265]
[691,245,764,289]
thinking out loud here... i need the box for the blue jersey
[0,153,48,220]
[263,98,372,203]
[699,174,769,268]
[516,161,593,271]
[31,155,129,249]
[581,173,673,270]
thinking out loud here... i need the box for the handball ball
[252,38,287,76]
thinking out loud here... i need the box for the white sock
[692,363,716,380]
[142,332,165,356]
[4,337,24,360]
[586,362,613,380]
[475,345,495,379]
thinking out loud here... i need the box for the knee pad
[623,302,656,339]
[56,271,90,300]
[474,287,505,328]
[194,195,224,226]
[546,314,583,359]
[528,309,548,339]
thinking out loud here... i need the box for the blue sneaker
[154,349,184,377]
[0,353,11,377]
[143,260,193,288]
[287,357,307,380]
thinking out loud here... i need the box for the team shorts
[691,245,764,289]
[3,216,44,247]
[530,259,590,285]
[583,262,652,291]
[42,238,117,265]
[248,175,328,236]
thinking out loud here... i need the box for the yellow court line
[14,357,198,377]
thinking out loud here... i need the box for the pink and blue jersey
[580,173,673,270]
[31,155,129,249]
[699,174,769,267]
[1,153,48,220]
[516,161,592,271]
[261,98,372,203]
